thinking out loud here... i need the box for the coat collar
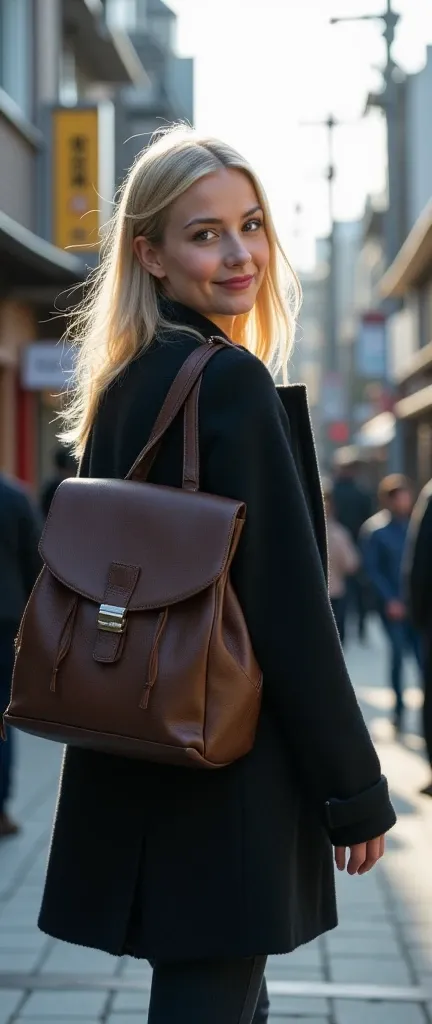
[158,298,308,400]
[158,297,232,344]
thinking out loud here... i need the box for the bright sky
[169,0,432,263]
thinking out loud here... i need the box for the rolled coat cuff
[324,775,396,847]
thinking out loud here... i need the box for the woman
[323,481,359,645]
[39,126,396,1024]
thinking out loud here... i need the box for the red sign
[327,422,350,444]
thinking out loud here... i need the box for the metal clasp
[97,604,127,634]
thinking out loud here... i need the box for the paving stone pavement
[1,620,432,1022]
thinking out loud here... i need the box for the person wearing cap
[405,480,432,795]
[361,475,422,732]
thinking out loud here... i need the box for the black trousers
[346,572,368,639]
[148,957,268,1024]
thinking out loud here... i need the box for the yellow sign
[53,108,100,252]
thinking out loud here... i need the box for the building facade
[0,0,147,488]
[111,0,194,184]
[377,47,432,489]
[380,204,432,489]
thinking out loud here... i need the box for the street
[1,620,432,1024]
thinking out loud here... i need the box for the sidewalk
[1,621,432,1023]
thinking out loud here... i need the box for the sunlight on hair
[59,123,302,457]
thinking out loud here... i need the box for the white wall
[406,48,432,230]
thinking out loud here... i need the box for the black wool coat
[39,300,396,961]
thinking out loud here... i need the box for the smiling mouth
[215,275,255,290]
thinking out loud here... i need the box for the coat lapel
[278,385,327,579]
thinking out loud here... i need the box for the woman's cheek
[187,252,219,283]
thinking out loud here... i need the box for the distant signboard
[322,371,346,423]
[356,312,387,380]
[22,343,75,391]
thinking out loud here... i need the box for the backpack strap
[127,339,227,487]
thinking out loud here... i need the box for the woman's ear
[133,237,166,279]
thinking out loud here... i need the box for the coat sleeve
[405,487,432,630]
[201,351,396,847]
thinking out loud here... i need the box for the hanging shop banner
[52,104,114,253]
[52,107,99,251]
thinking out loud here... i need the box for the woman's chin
[215,293,257,316]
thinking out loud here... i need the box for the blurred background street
[2,0,432,1020]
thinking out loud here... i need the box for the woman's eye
[193,229,217,242]
[243,218,263,233]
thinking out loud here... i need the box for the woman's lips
[215,275,255,291]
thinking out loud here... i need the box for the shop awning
[395,385,432,420]
[0,211,87,291]
[380,201,432,298]
[63,0,149,86]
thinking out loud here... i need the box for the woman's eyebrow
[183,205,262,230]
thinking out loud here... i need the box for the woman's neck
[207,314,235,339]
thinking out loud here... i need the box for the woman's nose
[224,238,252,267]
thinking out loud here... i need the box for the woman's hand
[335,836,385,875]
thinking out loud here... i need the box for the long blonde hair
[61,125,302,456]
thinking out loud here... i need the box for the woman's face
[134,168,270,321]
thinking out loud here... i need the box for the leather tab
[182,380,201,491]
[93,562,140,663]
[127,341,226,485]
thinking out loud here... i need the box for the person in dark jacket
[332,453,373,642]
[37,127,395,1024]
[0,474,41,836]
[405,480,432,795]
[362,475,422,732]
[39,447,75,519]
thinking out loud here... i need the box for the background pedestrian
[0,473,41,837]
[362,475,422,732]
[39,447,76,520]
[405,479,432,795]
[332,452,373,642]
[323,480,359,645]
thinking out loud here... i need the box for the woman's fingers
[354,835,384,876]
[347,843,367,875]
[335,836,386,876]
[335,847,346,872]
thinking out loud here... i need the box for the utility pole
[331,1,401,467]
[330,0,401,270]
[326,116,337,376]
[300,112,361,460]
[299,115,340,372]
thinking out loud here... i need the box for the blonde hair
[61,124,302,456]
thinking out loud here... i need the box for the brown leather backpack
[4,342,262,768]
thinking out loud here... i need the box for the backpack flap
[39,477,245,613]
